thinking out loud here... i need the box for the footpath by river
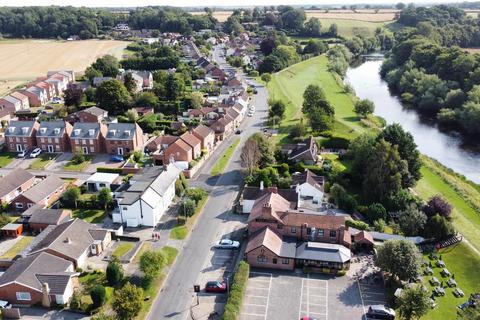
[345,58,480,184]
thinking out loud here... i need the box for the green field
[317,18,388,38]
[0,153,15,168]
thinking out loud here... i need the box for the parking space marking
[244,303,267,307]
[246,294,268,299]
[298,278,304,320]
[248,286,269,290]
[264,275,272,320]
[241,312,265,317]
[356,280,367,315]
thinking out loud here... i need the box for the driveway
[18,307,89,319]
[85,154,123,173]
[45,152,73,171]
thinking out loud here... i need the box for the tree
[165,73,185,101]
[70,291,83,311]
[424,214,455,240]
[303,17,321,37]
[123,73,137,94]
[190,91,204,109]
[64,86,84,107]
[373,219,386,232]
[269,100,286,119]
[106,257,124,287]
[179,198,196,218]
[303,39,328,56]
[140,250,166,281]
[97,188,113,211]
[113,283,143,320]
[396,2,406,10]
[62,187,81,208]
[248,133,275,167]
[95,79,131,114]
[259,54,283,74]
[354,99,375,118]
[241,138,261,174]
[302,84,334,131]
[423,195,452,218]
[348,133,377,183]
[397,286,431,320]
[85,66,102,83]
[90,285,106,309]
[328,23,338,37]
[366,203,387,222]
[289,121,307,139]
[184,188,207,204]
[125,108,139,122]
[281,8,306,31]
[136,92,159,109]
[92,55,119,77]
[375,239,422,281]
[398,204,427,236]
[261,73,272,83]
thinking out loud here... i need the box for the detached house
[281,136,318,165]
[113,165,182,227]
[76,106,108,123]
[36,121,73,153]
[12,175,66,212]
[5,121,40,152]
[70,122,107,154]
[0,169,35,205]
[105,123,144,156]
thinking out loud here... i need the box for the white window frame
[15,203,23,209]
[16,292,31,301]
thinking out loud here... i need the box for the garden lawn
[415,165,480,252]
[72,209,106,223]
[0,152,15,168]
[422,242,480,320]
[78,271,114,312]
[210,138,240,176]
[169,196,208,240]
[0,236,34,259]
[29,153,56,170]
[63,155,93,171]
[112,242,135,258]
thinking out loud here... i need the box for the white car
[247,112,253,117]
[29,148,42,158]
[17,149,28,158]
[214,239,240,249]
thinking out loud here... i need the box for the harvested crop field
[0,39,129,86]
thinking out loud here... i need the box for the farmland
[0,39,129,95]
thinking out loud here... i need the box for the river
[345,57,480,184]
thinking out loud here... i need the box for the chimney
[262,203,272,216]
[42,282,51,308]
[64,237,71,244]
[268,186,278,194]
[260,181,264,191]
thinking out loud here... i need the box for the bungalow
[105,123,144,156]
[27,218,112,268]
[5,121,40,152]
[281,136,318,165]
[70,122,107,155]
[210,115,234,141]
[36,121,73,153]
[76,106,108,123]
[27,208,72,233]
[192,124,215,152]
[113,165,182,227]
[12,175,66,212]
[0,252,78,306]
[180,132,202,159]
[0,169,35,205]
[20,87,47,107]
[10,92,30,110]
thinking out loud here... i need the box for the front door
[117,147,124,155]
[47,145,54,153]
[82,146,89,154]
[16,144,23,152]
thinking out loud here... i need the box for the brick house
[0,96,22,112]
[12,176,66,212]
[105,123,144,156]
[210,115,234,142]
[10,92,30,110]
[5,121,40,152]
[36,121,73,153]
[192,124,215,152]
[70,122,107,154]
[26,207,72,232]
[163,139,193,165]
[76,106,108,123]
[281,136,318,165]
[20,86,47,107]
[180,132,202,159]
[27,81,55,101]
[0,169,35,205]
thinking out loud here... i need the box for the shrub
[184,188,207,204]
[180,172,188,189]
[106,258,123,287]
[175,179,184,197]
[320,135,351,149]
[366,203,387,222]
[373,219,387,232]
[249,70,259,77]
[179,198,196,217]
[346,219,369,230]
[222,262,250,320]
[70,291,83,311]
[97,167,123,174]
[113,283,143,320]
[90,285,106,309]
[71,154,85,164]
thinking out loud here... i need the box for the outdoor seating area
[447,278,457,287]
[454,288,465,297]
[441,268,451,277]
[426,252,466,303]
[434,286,446,296]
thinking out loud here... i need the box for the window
[257,255,267,263]
[48,138,52,143]
[41,138,45,143]
[273,258,277,264]
[89,139,94,145]
[99,183,106,188]
[82,139,87,144]
[55,138,59,143]
[330,230,336,238]
[22,137,27,142]
[277,224,283,230]
[16,292,31,301]
[318,229,324,237]
[291,227,296,234]
[27,203,33,208]
[282,258,289,264]
[15,203,23,209]
[90,146,95,152]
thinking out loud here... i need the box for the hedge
[222,261,250,320]
[345,219,369,231]
[320,135,351,149]
[97,167,123,174]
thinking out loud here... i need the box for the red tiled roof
[248,191,292,223]
[192,124,214,138]
[354,230,374,244]
[245,227,283,256]
[180,132,201,148]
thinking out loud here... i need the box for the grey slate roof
[295,242,351,263]
[0,169,34,199]
[28,209,71,225]
[242,186,298,203]
[3,95,20,104]
[21,175,65,203]
[71,122,101,139]
[369,231,426,245]
[0,252,73,291]
[35,273,75,294]
[291,170,324,191]
[106,123,137,140]
[81,106,107,117]
[5,121,36,137]
[37,121,67,138]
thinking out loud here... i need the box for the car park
[214,238,240,249]
[17,149,28,158]
[205,281,227,293]
[366,305,395,320]
[29,148,42,158]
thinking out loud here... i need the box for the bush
[320,135,351,149]
[90,285,106,309]
[366,203,387,222]
[97,167,123,174]
[184,188,207,204]
[70,291,83,311]
[249,70,259,77]
[222,261,250,320]
[71,154,85,164]
[345,219,369,230]
[180,172,188,189]
[106,258,123,287]
[179,198,196,217]
[175,179,184,197]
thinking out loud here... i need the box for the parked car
[235,129,242,134]
[110,155,124,162]
[300,317,318,320]
[366,305,395,320]
[0,300,11,309]
[29,148,42,158]
[214,239,240,249]
[17,149,28,158]
[205,281,227,293]
[247,112,254,117]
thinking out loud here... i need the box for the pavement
[146,47,269,320]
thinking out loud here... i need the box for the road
[146,48,269,320]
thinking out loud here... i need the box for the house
[5,121,40,152]
[0,169,35,205]
[133,71,154,90]
[47,70,75,83]
[12,175,66,212]
[118,72,143,93]
[85,172,121,192]
[210,115,234,141]
[27,208,72,232]
[240,185,297,214]
[70,122,107,155]
[105,123,144,156]
[76,106,108,123]
[192,124,215,152]
[180,132,202,159]
[28,218,112,268]
[281,136,318,165]
[0,95,22,112]
[134,106,154,116]
[28,81,55,101]
[0,223,23,238]
[142,37,160,45]
[207,66,227,81]
[10,92,30,110]
[92,77,112,87]
[226,107,241,127]
[292,170,325,208]
[113,165,182,227]
[0,104,13,123]
[162,138,193,167]
[0,252,78,306]
[36,121,73,153]
[146,135,178,153]
[20,86,47,107]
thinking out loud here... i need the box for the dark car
[367,305,396,320]
[110,155,124,162]
[205,281,227,293]
[235,129,242,134]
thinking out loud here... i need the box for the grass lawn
[161,246,179,266]
[0,152,16,168]
[72,209,106,223]
[210,138,240,176]
[112,242,135,258]
[0,236,34,259]
[78,271,114,312]
[63,155,93,171]
[29,153,56,170]
[421,242,480,320]
[170,225,188,240]
[170,196,208,240]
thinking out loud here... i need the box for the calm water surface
[345,58,480,183]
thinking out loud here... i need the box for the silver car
[214,239,240,249]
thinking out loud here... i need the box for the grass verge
[29,153,57,170]
[222,261,250,320]
[112,242,135,258]
[72,209,106,223]
[169,196,208,240]
[211,138,240,176]
[0,236,34,259]
[64,155,93,171]
[0,152,16,168]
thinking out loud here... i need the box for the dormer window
[124,130,130,137]
[74,129,81,136]
[88,129,95,136]
[22,127,29,134]
[109,130,116,136]
[40,127,47,134]
[8,127,15,133]
[54,128,60,135]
